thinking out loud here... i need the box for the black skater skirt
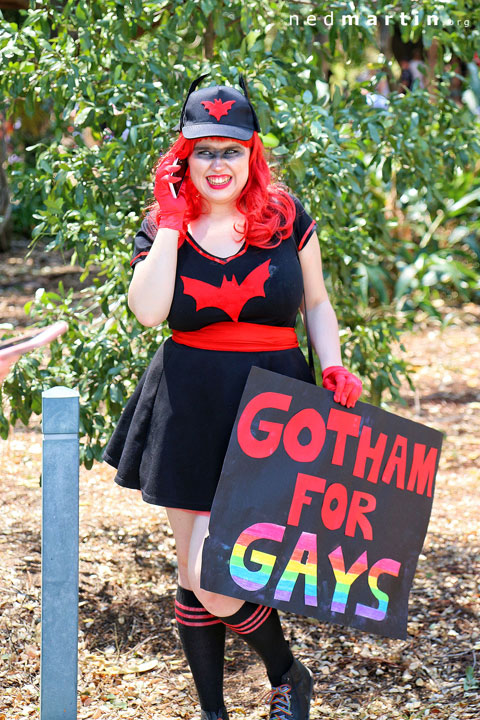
[103,337,315,511]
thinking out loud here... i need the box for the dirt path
[0,240,479,719]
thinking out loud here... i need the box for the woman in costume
[104,75,362,720]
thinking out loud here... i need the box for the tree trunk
[204,13,215,60]
[0,1,28,8]
[0,119,12,253]
[378,18,395,92]
[426,39,439,95]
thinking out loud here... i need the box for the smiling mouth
[207,175,232,187]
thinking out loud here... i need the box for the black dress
[103,195,317,511]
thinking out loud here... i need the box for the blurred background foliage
[0,0,479,466]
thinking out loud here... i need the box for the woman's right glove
[322,365,363,408]
[153,157,188,232]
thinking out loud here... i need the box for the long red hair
[145,132,296,248]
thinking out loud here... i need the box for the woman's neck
[200,198,239,218]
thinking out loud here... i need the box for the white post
[40,386,80,720]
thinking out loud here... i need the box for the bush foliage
[1,0,479,466]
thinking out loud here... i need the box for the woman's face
[188,138,250,207]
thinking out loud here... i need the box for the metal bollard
[40,386,80,720]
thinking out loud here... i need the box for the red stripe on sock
[175,600,213,613]
[236,606,272,634]
[224,604,264,630]
[175,615,223,627]
[224,605,272,634]
[175,607,216,622]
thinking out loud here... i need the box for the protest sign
[201,367,443,639]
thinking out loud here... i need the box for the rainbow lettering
[274,532,318,606]
[355,558,401,621]
[229,523,286,591]
[328,546,368,614]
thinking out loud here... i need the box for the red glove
[322,365,362,408]
[153,157,188,231]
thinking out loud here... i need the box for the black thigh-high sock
[220,602,294,686]
[174,586,226,713]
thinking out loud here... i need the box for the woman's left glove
[322,365,362,408]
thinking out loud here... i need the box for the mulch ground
[0,238,479,719]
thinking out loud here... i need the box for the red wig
[146,132,296,248]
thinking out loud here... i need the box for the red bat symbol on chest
[181,260,271,322]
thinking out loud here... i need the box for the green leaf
[258,132,279,148]
[289,157,306,182]
[311,120,323,140]
[448,187,480,214]
[367,122,381,144]
[75,105,94,126]
[109,383,124,404]
[272,145,289,156]
[464,666,479,691]
[75,3,86,21]
[382,156,392,182]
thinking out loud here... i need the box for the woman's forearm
[304,298,343,371]
[128,228,179,327]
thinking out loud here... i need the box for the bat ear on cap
[238,74,250,99]
[238,74,261,133]
[174,72,210,132]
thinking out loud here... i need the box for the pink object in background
[0,321,68,382]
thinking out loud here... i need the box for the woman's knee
[189,570,218,615]
[189,573,244,616]
[187,513,245,615]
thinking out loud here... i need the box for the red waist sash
[171,322,299,352]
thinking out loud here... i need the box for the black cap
[174,74,261,140]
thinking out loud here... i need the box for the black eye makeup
[192,145,246,160]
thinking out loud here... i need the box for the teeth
[207,176,231,186]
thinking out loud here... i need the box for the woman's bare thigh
[165,508,197,589]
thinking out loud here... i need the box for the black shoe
[266,658,313,719]
[200,707,229,720]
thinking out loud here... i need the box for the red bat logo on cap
[181,260,271,322]
[201,98,236,122]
